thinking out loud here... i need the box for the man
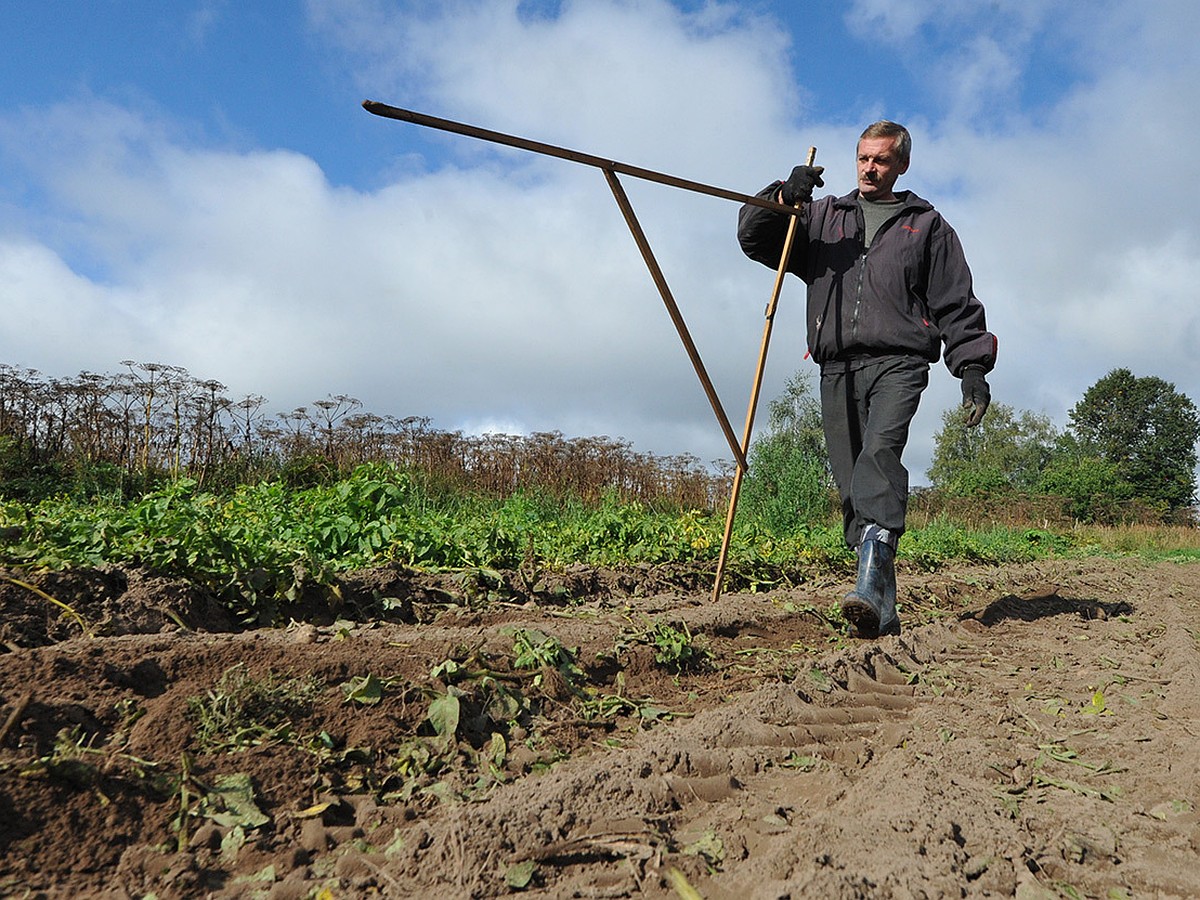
[737,121,996,638]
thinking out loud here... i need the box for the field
[2,551,1199,899]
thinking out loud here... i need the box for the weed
[18,726,104,792]
[577,674,679,728]
[647,618,709,673]
[780,751,821,771]
[186,663,323,752]
[508,627,584,685]
[993,787,1023,819]
[615,615,711,674]
[730,641,816,682]
[18,724,167,804]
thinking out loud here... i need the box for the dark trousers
[820,356,929,549]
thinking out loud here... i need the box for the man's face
[857,136,909,201]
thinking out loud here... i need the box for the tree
[1067,368,1200,511]
[927,402,1058,495]
[1036,451,1138,522]
[740,371,834,533]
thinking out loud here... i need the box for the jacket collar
[833,189,933,213]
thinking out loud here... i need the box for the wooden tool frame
[362,100,814,601]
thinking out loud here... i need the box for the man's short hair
[860,121,911,164]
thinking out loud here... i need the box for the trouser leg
[822,357,927,638]
[820,357,928,549]
[820,368,861,548]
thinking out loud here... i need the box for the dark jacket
[738,186,997,376]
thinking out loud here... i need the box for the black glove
[780,165,825,206]
[961,365,991,427]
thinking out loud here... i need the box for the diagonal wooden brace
[602,168,746,470]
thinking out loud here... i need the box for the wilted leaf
[682,828,724,866]
[505,859,536,888]
[220,824,246,859]
[428,691,461,741]
[486,731,506,768]
[295,801,332,819]
[206,773,270,829]
[342,673,383,705]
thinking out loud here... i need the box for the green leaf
[430,659,464,681]
[639,705,669,721]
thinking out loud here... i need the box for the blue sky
[1,1,1197,485]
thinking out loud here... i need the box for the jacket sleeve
[737,183,807,277]
[923,222,997,376]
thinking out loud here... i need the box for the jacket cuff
[948,333,997,377]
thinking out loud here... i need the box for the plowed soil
[1,556,1198,899]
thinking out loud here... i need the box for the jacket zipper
[850,204,869,343]
[851,251,867,342]
[849,206,907,344]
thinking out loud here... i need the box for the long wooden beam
[362,101,799,217]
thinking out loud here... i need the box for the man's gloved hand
[780,165,825,206]
[961,365,991,427]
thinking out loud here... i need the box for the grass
[1067,523,1200,559]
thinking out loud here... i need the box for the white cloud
[0,86,769,464]
[311,0,795,183]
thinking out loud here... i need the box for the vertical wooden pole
[712,147,817,602]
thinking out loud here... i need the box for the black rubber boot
[841,539,900,638]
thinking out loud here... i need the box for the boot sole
[841,595,880,639]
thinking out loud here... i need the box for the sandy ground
[1,556,1198,899]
